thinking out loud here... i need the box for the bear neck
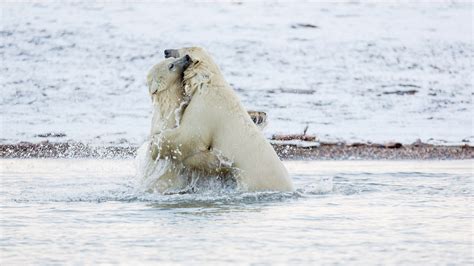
[183,61,228,96]
[150,80,186,134]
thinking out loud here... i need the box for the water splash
[174,98,190,128]
[134,140,239,195]
[299,176,334,195]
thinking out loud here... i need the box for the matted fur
[154,47,294,192]
[167,47,268,130]
[169,47,225,97]
[147,58,189,134]
[183,60,213,97]
[150,85,188,133]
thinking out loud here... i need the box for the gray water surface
[1,160,472,265]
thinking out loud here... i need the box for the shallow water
[0,159,472,264]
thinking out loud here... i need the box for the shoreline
[1,141,472,160]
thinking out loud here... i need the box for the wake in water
[9,164,335,206]
[134,139,335,197]
[7,151,335,206]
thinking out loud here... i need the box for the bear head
[146,54,192,102]
[163,47,219,97]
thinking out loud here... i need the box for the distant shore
[1,141,472,160]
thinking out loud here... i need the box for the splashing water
[134,141,238,195]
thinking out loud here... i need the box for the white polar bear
[136,55,193,193]
[138,54,270,194]
[155,47,294,192]
[139,54,235,194]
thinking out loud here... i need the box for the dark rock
[384,142,403,149]
[349,142,366,147]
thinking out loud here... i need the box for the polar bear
[137,55,192,193]
[140,54,269,194]
[147,55,191,135]
[154,47,294,192]
[140,54,235,194]
[166,48,268,130]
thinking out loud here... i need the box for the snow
[1,1,472,145]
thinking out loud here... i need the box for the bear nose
[164,49,171,58]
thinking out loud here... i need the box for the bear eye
[168,63,174,70]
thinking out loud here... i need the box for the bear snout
[183,55,192,69]
[164,49,180,58]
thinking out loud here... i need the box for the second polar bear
[156,47,294,192]
[137,55,192,193]
[140,54,234,193]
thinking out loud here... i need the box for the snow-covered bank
[1,2,472,145]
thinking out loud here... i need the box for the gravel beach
[1,141,472,160]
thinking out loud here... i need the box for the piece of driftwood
[384,142,403,149]
[272,125,317,141]
[272,134,317,141]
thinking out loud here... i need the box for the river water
[0,159,472,264]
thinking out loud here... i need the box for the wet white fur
[155,47,294,192]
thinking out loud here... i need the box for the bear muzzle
[164,49,180,58]
[173,54,192,70]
